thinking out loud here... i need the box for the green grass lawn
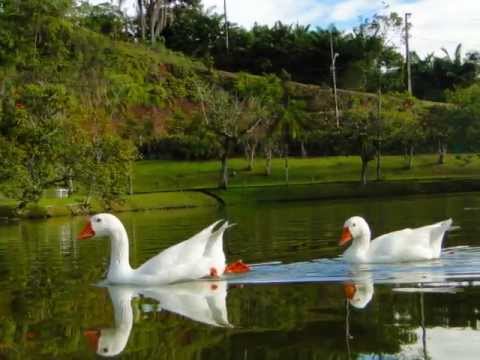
[2,153,480,218]
[133,154,480,192]
[0,192,217,219]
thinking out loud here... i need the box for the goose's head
[77,213,123,240]
[340,216,370,246]
[97,328,129,357]
[84,328,129,357]
[344,281,374,309]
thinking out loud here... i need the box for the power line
[405,12,412,95]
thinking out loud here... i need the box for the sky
[91,0,480,58]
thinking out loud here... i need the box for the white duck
[86,281,230,357]
[340,216,454,263]
[77,213,249,285]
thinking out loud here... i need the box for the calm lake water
[1,192,480,359]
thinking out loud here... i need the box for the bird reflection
[85,280,230,357]
[344,277,374,310]
[343,266,454,360]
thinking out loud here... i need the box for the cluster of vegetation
[0,0,480,211]
[166,6,479,102]
[0,0,160,209]
[85,1,480,102]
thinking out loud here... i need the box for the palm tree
[440,43,462,65]
[273,100,307,184]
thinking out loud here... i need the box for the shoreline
[1,177,479,220]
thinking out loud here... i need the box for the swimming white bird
[77,213,249,285]
[86,281,230,357]
[340,216,454,263]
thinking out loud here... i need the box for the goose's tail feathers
[203,221,231,257]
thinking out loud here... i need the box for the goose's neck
[107,227,133,281]
[353,228,371,253]
[111,290,134,331]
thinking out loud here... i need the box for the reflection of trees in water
[1,206,480,358]
[0,278,479,359]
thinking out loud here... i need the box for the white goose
[86,281,230,357]
[340,216,454,263]
[77,213,249,285]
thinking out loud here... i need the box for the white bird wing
[369,219,452,261]
[139,281,230,327]
[137,220,224,275]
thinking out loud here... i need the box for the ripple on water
[227,246,480,288]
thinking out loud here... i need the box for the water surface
[1,192,480,359]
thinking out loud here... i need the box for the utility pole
[330,31,340,128]
[224,0,229,52]
[405,12,412,95]
[376,64,382,181]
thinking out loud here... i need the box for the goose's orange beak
[84,329,100,351]
[339,227,352,246]
[78,221,95,240]
[344,283,356,300]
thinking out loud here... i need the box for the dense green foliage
[1,0,480,205]
[161,6,480,102]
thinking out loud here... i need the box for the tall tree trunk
[219,152,228,189]
[128,173,133,195]
[243,141,250,162]
[375,143,381,181]
[219,138,231,189]
[138,0,146,41]
[150,0,163,44]
[68,168,74,194]
[245,138,257,171]
[408,144,414,169]
[248,142,256,171]
[265,143,272,176]
[284,143,289,185]
[300,141,307,157]
[360,141,368,185]
[361,159,368,185]
[437,140,446,164]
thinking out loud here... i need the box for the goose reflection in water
[344,277,374,310]
[343,261,453,310]
[343,266,463,360]
[84,280,230,357]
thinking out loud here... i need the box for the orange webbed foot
[225,260,251,274]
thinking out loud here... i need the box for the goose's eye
[96,218,102,223]
[102,348,108,353]
[352,223,356,227]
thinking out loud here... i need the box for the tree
[423,105,454,164]
[273,99,307,184]
[411,44,479,101]
[343,104,377,185]
[0,83,74,207]
[162,5,223,57]
[384,93,424,169]
[234,73,283,171]
[446,83,480,152]
[197,83,265,188]
[135,0,200,43]
[0,80,138,210]
[75,2,128,40]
